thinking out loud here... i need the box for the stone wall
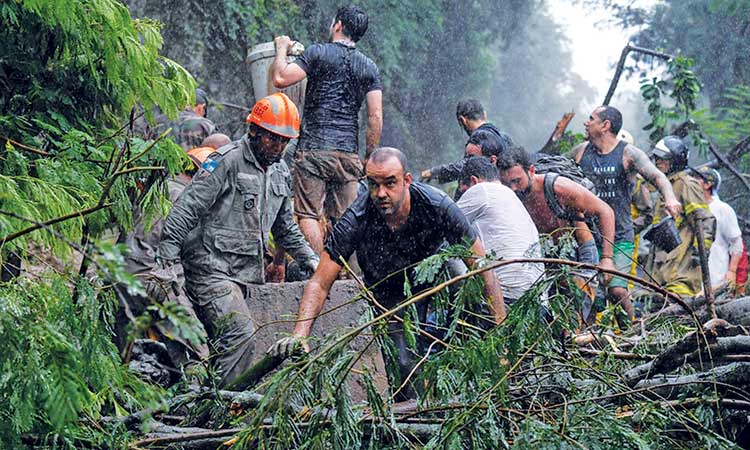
[246,280,388,400]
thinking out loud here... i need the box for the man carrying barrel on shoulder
[272,5,383,256]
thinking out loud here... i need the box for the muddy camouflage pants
[184,276,256,387]
[114,265,209,367]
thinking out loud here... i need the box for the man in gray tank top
[573,105,681,321]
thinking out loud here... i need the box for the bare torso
[522,177,576,242]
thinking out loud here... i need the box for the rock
[245,280,388,400]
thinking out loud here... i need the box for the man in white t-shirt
[456,156,544,303]
[694,167,743,291]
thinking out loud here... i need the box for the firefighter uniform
[650,171,716,297]
[159,132,318,386]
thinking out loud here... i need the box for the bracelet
[601,255,614,260]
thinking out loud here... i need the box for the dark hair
[456,99,484,121]
[595,105,622,135]
[195,88,208,106]
[460,156,498,185]
[201,133,231,149]
[468,130,505,158]
[496,145,531,171]
[334,5,369,42]
[369,147,408,173]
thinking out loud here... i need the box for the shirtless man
[497,146,616,322]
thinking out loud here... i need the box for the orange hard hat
[186,146,214,168]
[245,92,300,139]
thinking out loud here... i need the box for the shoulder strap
[543,173,580,222]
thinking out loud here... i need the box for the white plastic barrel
[247,41,307,110]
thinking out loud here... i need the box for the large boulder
[245,280,388,400]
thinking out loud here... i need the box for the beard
[514,173,533,201]
[515,185,531,202]
[257,151,282,166]
[374,198,397,216]
[249,135,283,166]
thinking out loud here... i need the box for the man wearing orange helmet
[157,93,319,387]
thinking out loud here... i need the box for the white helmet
[617,129,634,145]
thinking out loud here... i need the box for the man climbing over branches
[272,147,504,400]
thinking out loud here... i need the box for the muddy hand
[664,197,682,219]
[268,336,308,358]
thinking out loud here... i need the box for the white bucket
[247,41,307,111]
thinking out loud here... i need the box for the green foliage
[0,274,163,449]
[620,0,750,107]
[1,0,194,260]
[640,56,701,142]
[0,2,200,447]
[0,116,189,258]
[694,85,750,157]
[226,244,742,449]
[0,0,194,127]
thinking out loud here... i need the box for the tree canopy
[124,0,536,168]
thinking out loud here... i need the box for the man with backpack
[573,106,680,320]
[497,146,616,323]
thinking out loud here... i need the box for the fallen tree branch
[1,135,50,156]
[625,334,750,386]
[675,121,750,195]
[540,111,575,154]
[703,134,750,196]
[603,44,673,105]
[0,203,111,246]
[577,348,655,361]
[662,397,750,411]
[633,362,750,400]
[655,296,750,327]
[727,135,750,163]
[131,427,241,447]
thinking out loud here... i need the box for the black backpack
[531,153,597,223]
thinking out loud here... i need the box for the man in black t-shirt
[272,5,383,256]
[421,99,514,188]
[271,147,505,400]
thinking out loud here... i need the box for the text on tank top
[579,140,634,242]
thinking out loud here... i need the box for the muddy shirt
[578,140,634,242]
[174,108,216,151]
[325,182,477,304]
[651,171,715,296]
[294,42,382,154]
